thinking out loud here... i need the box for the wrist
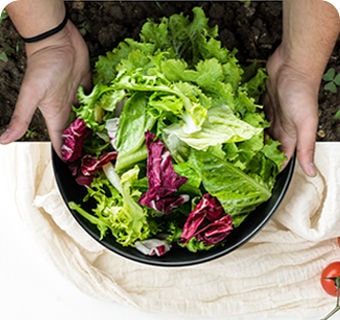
[24,19,73,56]
[267,44,321,96]
[278,43,324,81]
[20,9,68,44]
[281,0,339,82]
[7,0,66,39]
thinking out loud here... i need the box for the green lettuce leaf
[70,168,159,246]
[188,148,272,224]
[164,105,262,150]
[115,92,157,172]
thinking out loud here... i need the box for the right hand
[264,45,319,177]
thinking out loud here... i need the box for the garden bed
[0,1,339,141]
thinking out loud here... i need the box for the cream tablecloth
[1,141,340,319]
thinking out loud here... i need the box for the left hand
[0,20,91,157]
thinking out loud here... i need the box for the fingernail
[306,162,317,177]
[0,129,10,143]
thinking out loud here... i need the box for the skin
[0,0,339,172]
[265,0,340,176]
[0,0,91,157]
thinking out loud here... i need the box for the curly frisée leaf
[70,168,159,246]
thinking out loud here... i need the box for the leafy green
[188,148,272,226]
[114,92,157,171]
[67,7,286,251]
[164,104,262,150]
[70,169,159,246]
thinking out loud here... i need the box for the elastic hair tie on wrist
[21,11,68,44]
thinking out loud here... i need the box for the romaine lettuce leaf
[115,92,157,172]
[188,148,272,224]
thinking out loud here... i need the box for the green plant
[24,128,38,140]
[0,50,8,63]
[0,43,14,63]
[0,10,9,62]
[335,109,340,120]
[323,67,340,94]
[78,20,90,36]
[240,0,252,7]
[0,10,19,63]
[0,10,8,24]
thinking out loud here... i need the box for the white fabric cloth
[1,141,340,319]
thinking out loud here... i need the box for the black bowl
[52,148,295,267]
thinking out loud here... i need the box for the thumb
[0,83,39,144]
[44,109,70,159]
[296,117,318,177]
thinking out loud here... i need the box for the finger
[295,118,318,177]
[46,111,68,158]
[81,71,92,94]
[0,83,39,144]
[262,93,296,172]
[50,72,92,158]
[280,142,296,172]
[48,125,64,159]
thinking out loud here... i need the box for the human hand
[0,20,91,157]
[264,45,319,177]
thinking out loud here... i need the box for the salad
[61,7,286,256]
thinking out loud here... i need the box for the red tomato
[321,262,340,296]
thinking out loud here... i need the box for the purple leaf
[80,151,118,176]
[139,131,188,214]
[196,215,233,245]
[181,193,233,245]
[61,118,92,162]
[135,238,172,256]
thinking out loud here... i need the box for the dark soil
[0,1,339,142]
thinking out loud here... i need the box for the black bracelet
[21,11,68,44]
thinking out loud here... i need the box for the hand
[264,45,319,177]
[0,20,91,157]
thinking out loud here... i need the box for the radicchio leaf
[80,151,118,176]
[68,151,117,186]
[67,160,94,186]
[139,131,188,214]
[61,118,92,162]
[181,193,233,246]
[135,238,171,256]
[196,214,233,245]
